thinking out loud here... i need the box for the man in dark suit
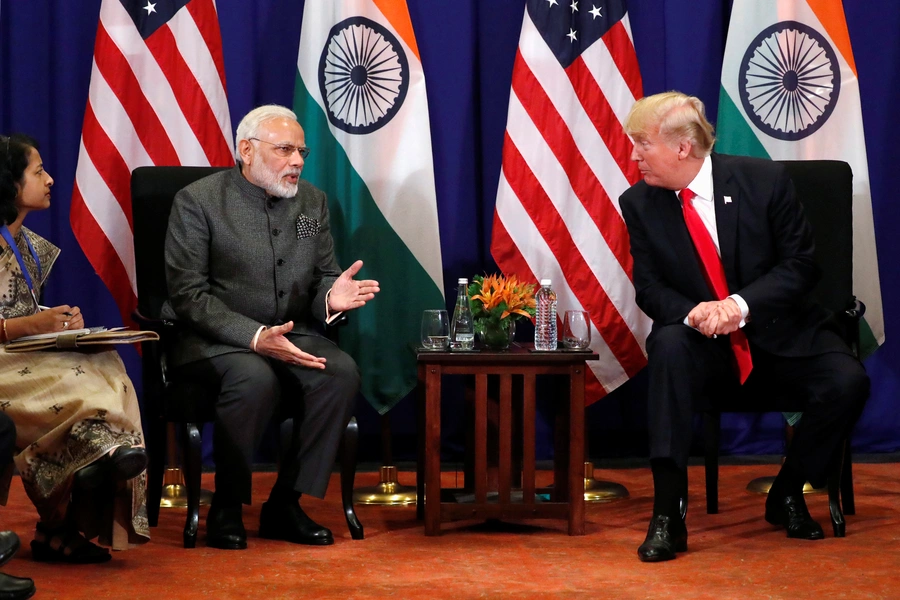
[165,105,379,550]
[618,92,869,562]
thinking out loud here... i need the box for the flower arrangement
[467,274,536,350]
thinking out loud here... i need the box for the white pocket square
[724,196,732,204]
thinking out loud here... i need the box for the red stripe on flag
[511,51,633,276]
[145,25,232,165]
[566,56,642,186]
[93,23,181,166]
[493,214,616,406]
[70,186,137,329]
[602,21,643,100]
[491,212,538,287]
[185,0,228,92]
[80,103,135,231]
[502,135,646,377]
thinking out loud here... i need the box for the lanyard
[1,225,42,302]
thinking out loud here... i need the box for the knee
[219,361,281,409]
[835,363,870,409]
[325,350,361,405]
[647,324,702,364]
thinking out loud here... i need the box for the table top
[416,343,599,365]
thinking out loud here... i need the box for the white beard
[250,159,300,198]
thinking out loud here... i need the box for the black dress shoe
[765,494,825,540]
[259,501,334,546]
[0,572,35,600]
[74,446,149,491]
[0,533,19,569]
[206,504,247,550]
[637,514,687,562]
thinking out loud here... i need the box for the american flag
[71,0,233,326]
[491,0,650,402]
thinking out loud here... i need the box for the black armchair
[130,165,363,547]
[701,160,861,537]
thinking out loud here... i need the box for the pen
[38,305,73,316]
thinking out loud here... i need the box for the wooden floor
[2,463,900,599]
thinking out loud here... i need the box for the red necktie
[680,188,753,384]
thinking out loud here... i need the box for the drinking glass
[563,310,591,350]
[421,309,450,350]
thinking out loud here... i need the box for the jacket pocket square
[296,215,320,239]
[724,196,733,204]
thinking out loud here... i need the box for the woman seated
[0,134,149,563]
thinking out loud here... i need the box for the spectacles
[248,138,310,159]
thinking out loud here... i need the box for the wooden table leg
[522,373,536,504]
[424,365,442,536]
[416,363,426,521]
[475,374,488,503]
[498,374,512,504]
[568,364,586,535]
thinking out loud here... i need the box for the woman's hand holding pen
[30,305,83,334]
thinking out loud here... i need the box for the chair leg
[146,414,166,527]
[828,443,846,538]
[182,422,203,548]
[840,439,855,516]
[341,417,364,540]
[703,412,721,514]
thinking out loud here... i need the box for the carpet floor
[2,463,899,599]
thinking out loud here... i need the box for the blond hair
[624,91,716,157]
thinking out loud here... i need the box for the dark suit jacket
[164,166,342,367]
[619,153,848,358]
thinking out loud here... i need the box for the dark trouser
[190,334,359,505]
[0,412,15,470]
[647,324,869,493]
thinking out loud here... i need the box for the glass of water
[421,309,450,350]
[563,310,591,350]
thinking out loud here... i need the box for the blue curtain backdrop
[1,0,897,461]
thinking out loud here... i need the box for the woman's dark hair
[0,134,40,226]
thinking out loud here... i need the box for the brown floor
[2,463,900,599]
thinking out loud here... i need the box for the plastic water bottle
[534,279,558,351]
[450,278,475,350]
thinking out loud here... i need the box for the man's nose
[289,150,304,167]
[630,145,640,161]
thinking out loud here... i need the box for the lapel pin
[724,196,732,204]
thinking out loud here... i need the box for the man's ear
[677,139,693,160]
[237,139,253,165]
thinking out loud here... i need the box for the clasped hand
[686,298,741,337]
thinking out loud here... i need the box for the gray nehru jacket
[164,165,342,368]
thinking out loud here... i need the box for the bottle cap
[458,278,468,284]
[540,278,551,286]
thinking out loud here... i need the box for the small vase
[479,319,511,351]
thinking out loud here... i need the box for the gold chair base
[159,468,214,508]
[353,465,417,506]
[746,475,825,495]
[583,462,629,503]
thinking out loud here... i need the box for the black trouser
[0,412,15,471]
[190,334,359,505]
[646,324,869,490]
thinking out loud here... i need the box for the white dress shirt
[680,155,750,327]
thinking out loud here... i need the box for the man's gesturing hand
[254,322,326,369]
[329,260,380,312]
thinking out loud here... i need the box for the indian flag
[717,0,884,356]
[295,0,443,414]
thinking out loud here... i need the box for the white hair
[234,104,298,164]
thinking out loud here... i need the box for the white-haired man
[165,105,379,550]
[619,91,868,562]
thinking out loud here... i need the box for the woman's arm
[2,305,83,341]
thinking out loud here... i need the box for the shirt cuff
[727,294,750,328]
[250,325,267,352]
[325,289,343,325]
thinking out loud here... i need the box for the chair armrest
[132,309,178,334]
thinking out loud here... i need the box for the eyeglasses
[248,138,310,159]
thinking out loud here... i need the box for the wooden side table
[416,345,598,536]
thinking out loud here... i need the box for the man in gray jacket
[165,105,379,550]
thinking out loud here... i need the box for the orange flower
[468,273,537,324]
